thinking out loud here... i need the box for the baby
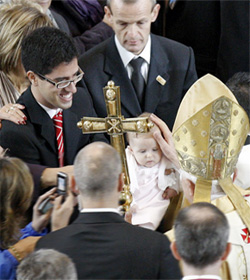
[126,116,180,230]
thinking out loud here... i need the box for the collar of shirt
[115,35,151,81]
[38,102,62,119]
[80,208,121,215]
[182,275,221,280]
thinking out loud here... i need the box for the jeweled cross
[77,81,153,211]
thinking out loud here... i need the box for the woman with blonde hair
[0,1,53,121]
[0,2,71,193]
[0,157,75,279]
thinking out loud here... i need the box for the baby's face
[130,136,162,168]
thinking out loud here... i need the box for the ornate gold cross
[77,81,153,211]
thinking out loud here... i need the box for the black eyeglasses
[35,68,84,89]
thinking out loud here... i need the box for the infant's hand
[162,187,177,200]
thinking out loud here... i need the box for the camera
[57,171,68,197]
[38,172,68,214]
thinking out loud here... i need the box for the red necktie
[53,111,64,167]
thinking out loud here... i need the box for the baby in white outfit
[126,118,180,230]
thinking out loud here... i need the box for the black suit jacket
[163,0,249,82]
[36,212,181,279]
[51,9,113,55]
[0,86,105,166]
[79,34,197,130]
[51,10,71,35]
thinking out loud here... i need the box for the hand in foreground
[150,114,180,169]
[32,188,57,232]
[41,165,74,189]
[8,236,41,262]
[0,103,26,127]
[51,191,76,232]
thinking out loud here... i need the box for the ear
[170,241,182,261]
[189,180,195,199]
[27,71,38,86]
[221,243,231,261]
[117,173,124,193]
[182,178,195,203]
[70,176,79,195]
[128,145,133,153]
[104,5,113,22]
[151,3,160,22]
[232,168,238,182]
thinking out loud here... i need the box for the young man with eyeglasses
[0,27,105,170]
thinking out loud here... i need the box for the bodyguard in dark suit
[0,27,104,168]
[79,0,197,131]
[36,142,182,279]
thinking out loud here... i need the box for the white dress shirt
[114,35,151,83]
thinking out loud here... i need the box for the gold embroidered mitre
[173,74,250,229]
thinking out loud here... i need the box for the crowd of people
[0,0,249,279]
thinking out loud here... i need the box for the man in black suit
[0,27,104,169]
[79,0,197,131]
[36,142,181,279]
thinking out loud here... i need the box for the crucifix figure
[77,81,153,211]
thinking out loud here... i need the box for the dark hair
[107,0,156,8]
[226,72,250,119]
[21,26,78,75]
[174,202,229,268]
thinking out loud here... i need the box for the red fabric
[53,112,64,167]
[241,228,250,244]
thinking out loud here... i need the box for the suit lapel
[104,38,142,117]
[23,88,57,154]
[63,108,81,164]
[144,35,170,113]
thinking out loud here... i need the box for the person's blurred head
[21,26,81,110]
[0,157,33,249]
[0,1,52,76]
[171,202,230,273]
[105,0,160,55]
[17,249,77,280]
[74,142,122,201]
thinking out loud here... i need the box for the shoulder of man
[78,36,114,66]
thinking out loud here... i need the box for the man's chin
[125,45,143,55]
[58,101,72,110]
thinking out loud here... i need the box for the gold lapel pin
[156,75,166,86]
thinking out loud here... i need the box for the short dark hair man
[0,27,104,168]
[36,142,181,279]
[171,202,231,279]
[79,0,197,131]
